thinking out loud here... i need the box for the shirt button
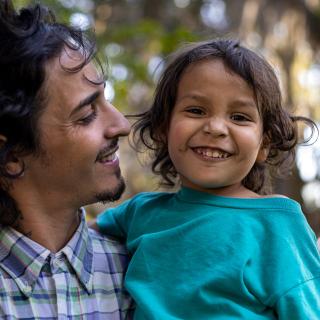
[24,285,32,294]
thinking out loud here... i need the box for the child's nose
[202,117,228,137]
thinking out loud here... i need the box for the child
[95,39,320,319]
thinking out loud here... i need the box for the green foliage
[13,0,202,113]
[10,0,320,229]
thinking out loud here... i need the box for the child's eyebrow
[229,99,257,109]
[176,93,208,103]
[177,94,257,109]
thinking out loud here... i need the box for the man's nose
[202,117,228,137]
[103,102,131,138]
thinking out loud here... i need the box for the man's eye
[79,110,97,125]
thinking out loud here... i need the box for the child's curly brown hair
[132,39,316,194]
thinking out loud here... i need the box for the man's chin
[95,177,126,204]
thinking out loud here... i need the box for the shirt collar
[60,209,94,293]
[0,209,94,297]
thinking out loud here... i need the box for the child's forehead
[175,58,261,112]
[181,58,247,83]
[180,59,252,89]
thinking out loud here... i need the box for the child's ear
[256,136,270,163]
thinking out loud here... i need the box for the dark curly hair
[0,0,99,225]
[132,39,316,194]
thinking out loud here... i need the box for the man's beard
[95,175,126,204]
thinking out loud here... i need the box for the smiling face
[168,59,267,197]
[21,49,131,208]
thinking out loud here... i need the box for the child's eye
[185,107,205,116]
[231,114,251,122]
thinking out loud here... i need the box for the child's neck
[181,184,261,199]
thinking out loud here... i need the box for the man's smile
[96,139,119,163]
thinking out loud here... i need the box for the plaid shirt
[0,210,134,319]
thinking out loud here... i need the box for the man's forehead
[41,48,104,118]
[59,47,86,70]
[47,47,98,81]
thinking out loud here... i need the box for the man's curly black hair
[0,0,100,225]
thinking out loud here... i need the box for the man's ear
[256,136,270,163]
[0,134,7,148]
[5,156,24,177]
[0,135,24,177]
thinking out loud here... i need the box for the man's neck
[16,209,81,253]
[8,183,82,253]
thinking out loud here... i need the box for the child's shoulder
[238,188,289,200]
[259,194,289,199]
[127,190,177,205]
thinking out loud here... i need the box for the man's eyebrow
[70,90,100,116]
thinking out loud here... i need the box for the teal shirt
[97,187,320,319]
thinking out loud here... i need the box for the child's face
[167,59,267,197]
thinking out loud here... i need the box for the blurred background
[14,0,320,237]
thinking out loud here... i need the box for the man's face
[22,49,130,208]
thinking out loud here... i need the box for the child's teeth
[196,148,229,158]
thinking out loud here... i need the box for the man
[0,1,133,318]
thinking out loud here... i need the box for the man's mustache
[95,139,119,161]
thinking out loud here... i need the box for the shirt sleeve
[275,276,320,320]
[97,198,132,240]
[242,204,320,316]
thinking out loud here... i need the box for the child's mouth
[192,147,231,159]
